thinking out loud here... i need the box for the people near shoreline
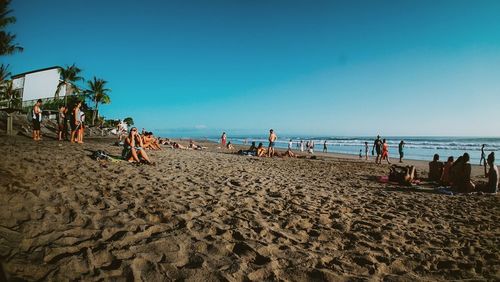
[440,156,454,186]
[257,142,266,157]
[398,140,405,163]
[32,99,42,141]
[189,139,204,150]
[268,129,277,157]
[57,105,66,141]
[359,149,362,159]
[364,141,369,160]
[300,140,304,152]
[70,101,82,144]
[123,127,153,164]
[220,132,227,147]
[451,153,474,193]
[288,139,293,150]
[308,140,314,154]
[238,141,257,156]
[227,141,234,150]
[480,144,486,166]
[323,141,328,153]
[428,154,443,182]
[372,135,382,164]
[380,139,391,164]
[476,152,498,194]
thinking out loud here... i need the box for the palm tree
[54,64,84,99]
[0,0,23,56]
[0,63,10,85]
[86,76,111,126]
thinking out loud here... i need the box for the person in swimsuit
[32,99,42,141]
[372,135,382,164]
[480,144,486,166]
[380,139,391,164]
[477,152,498,193]
[123,127,152,164]
[428,154,444,182]
[440,156,454,186]
[323,141,328,153]
[398,140,405,163]
[452,153,474,193]
[300,140,304,152]
[57,105,65,141]
[70,101,82,143]
[268,129,277,157]
[257,142,267,157]
[220,132,227,148]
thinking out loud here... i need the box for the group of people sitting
[429,153,498,194]
[237,142,296,158]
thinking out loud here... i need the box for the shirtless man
[372,135,382,164]
[268,129,277,157]
[478,152,498,194]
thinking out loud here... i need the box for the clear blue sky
[4,0,500,137]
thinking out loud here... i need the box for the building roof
[11,66,62,79]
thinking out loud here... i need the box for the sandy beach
[0,136,498,281]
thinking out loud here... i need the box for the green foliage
[123,117,134,126]
[85,76,111,125]
[55,64,84,99]
[0,0,23,56]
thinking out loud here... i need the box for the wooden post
[6,112,13,135]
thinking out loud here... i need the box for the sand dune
[0,136,498,281]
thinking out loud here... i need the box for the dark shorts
[269,142,275,148]
[70,122,77,131]
[33,119,40,130]
[399,151,404,157]
[375,148,381,155]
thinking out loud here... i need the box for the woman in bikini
[123,127,153,164]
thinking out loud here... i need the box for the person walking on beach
[300,140,304,152]
[480,144,486,166]
[288,139,293,150]
[268,129,277,157]
[398,140,405,163]
[31,99,43,141]
[221,132,227,148]
[372,135,382,164]
[381,139,391,164]
[323,141,328,153]
[364,141,369,160]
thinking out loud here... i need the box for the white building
[11,66,72,107]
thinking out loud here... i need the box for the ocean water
[205,136,500,164]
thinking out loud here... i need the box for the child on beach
[364,142,369,160]
[359,149,362,159]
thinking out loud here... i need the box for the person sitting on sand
[428,154,444,182]
[476,152,498,194]
[171,142,187,149]
[142,132,162,150]
[440,156,454,186]
[451,153,475,193]
[238,142,257,156]
[380,139,391,164]
[227,141,235,150]
[123,127,153,164]
[257,142,267,157]
[282,148,296,158]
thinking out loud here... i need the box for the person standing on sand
[32,99,42,141]
[288,139,293,150]
[323,141,328,153]
[372,135,382,164]
[268,129,277,157]
[398,140,405,163]
[300,140,304,152]
[221,132,227,148]
[380,139,391,164]
[57,105,65,141]
[480,144,486,166]
[364,141,369,160]
[71,101,82,143]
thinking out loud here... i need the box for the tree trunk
[92,99,98,126]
